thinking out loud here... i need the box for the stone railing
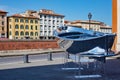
[0,48,64,57]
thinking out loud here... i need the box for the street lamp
[88,12,92,30]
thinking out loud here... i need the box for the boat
[54,26,116,54]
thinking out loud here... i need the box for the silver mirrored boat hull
[54,26,116,54]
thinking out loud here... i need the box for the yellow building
[7,14,40,39]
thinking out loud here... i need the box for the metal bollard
[23,54,29,63]
[48,52,52,61]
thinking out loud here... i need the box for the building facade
[100,25,112,33]
[7,14,40,39]
[31,9,65,40]
[65,20,112,33]
[0,10,7,38]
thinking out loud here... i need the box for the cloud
[0,5,23,15]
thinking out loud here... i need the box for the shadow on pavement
[0,59,120,80]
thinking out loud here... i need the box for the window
[40,31,43,36]
[15,37,18,39]
[9,31,12,35]
[9,25,12,29]
[44,15,46,18]
[2,15,4,19]
[35,26,37,30]
[53,26,55,30]
[30,32,34,36]
[44,31,47,36]
[20,19,24,22]
[35,20,38,24]
[15,25,19,29]
[31,25,33,30]
[61,21,63,23]
[25,19,29,23]
[20,25,24,29]
[35,32,38,36]
[15,31,19,35]
[48,31,51,35]
[48,20,51,24]
[48,15,51,19]
[2,27,4,31]
[15,19,19,22]
[53,20,55,24]
[44,25,47,30]
[40,19,43,24]
[44,20,47,24]
[40,25,43,30]
[49,26,51,30]
[20,31,24,36]
[30,20,33,23]
[40,15,42,18]
[25,32,29,36]
[2,21,4,25]
[25,25,29,29]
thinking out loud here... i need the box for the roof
[8,14,39,19]
[0,10,8,13]
[39,12,65,17]
[70,20,103,24]
[64,20,71,23]
[39,9,64,17]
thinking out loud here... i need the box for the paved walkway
[0,58,120,80]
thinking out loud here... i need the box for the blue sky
[0,0,112,26]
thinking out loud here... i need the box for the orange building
[112,0,120,52]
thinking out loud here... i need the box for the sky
[0,0,112,26]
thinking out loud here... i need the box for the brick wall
[0,40,59,50]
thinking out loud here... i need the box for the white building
[21,9,65,40]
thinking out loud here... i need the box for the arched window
[30,32,34,36]
[25,32,29,36]
[30,20,33,23]
[15,31,19,36]
[35,26,37,30]
[35,32,38,36]
[15,25,19,29]
[20,19,24,23]
[9,31,12,35]
[20,31,24,36]
[25,25,29,29]
[20,25,24,29]
[15,19,19,22]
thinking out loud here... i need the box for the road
[0,52,65,64]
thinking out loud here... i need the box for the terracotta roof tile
[0,10,7,13]
[9,14,39,19]
[39,12,65,17]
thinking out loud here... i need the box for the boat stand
[62,52,79,71]
[74,53,104,79]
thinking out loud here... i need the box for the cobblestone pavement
[0,58,120,80]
